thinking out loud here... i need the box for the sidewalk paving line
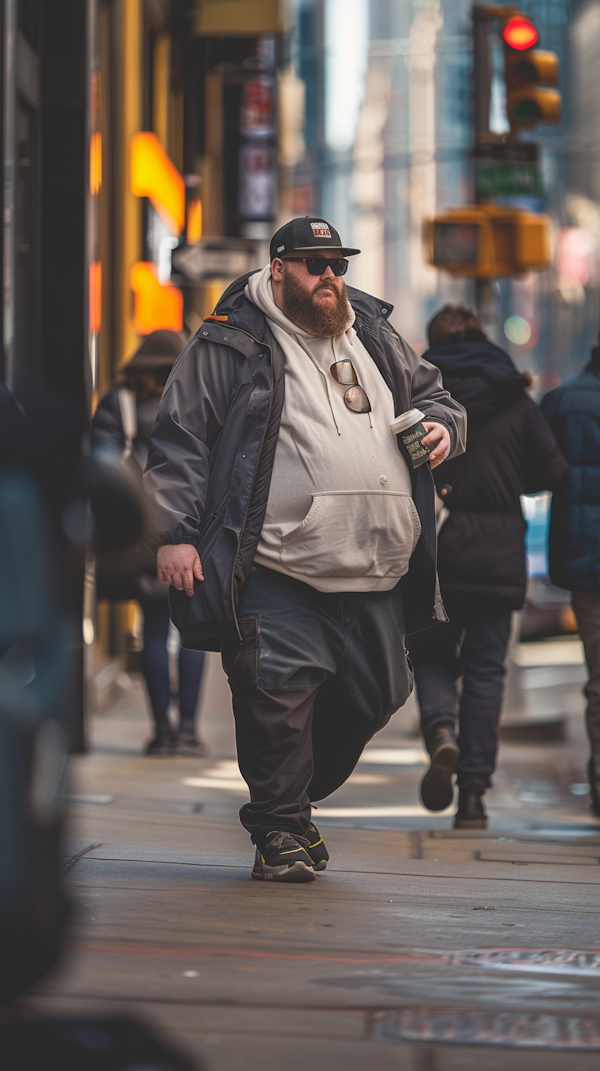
[315,806,454,817]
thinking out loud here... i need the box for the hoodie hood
[422,337,529,419]
[245,263,360,436]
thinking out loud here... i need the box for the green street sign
[476,160,543,197]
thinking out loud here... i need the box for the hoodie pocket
[280,490,420,580]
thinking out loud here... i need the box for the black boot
[420,728,459,812]
[454,788,488,830]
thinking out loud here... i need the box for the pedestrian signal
[425,205,551,278]
[502,15,560,132]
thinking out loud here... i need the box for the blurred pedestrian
[541,345,600,817]
[145,217,466,882]
[92,331,208,757]
[410,305,567,828]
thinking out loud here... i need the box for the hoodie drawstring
[296,334,341,435]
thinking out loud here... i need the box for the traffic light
[424,205,551,278]
[503,14,561,133]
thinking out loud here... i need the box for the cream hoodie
[245,265,420,592]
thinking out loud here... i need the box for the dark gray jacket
[541,351,600,593]
[145,274,467,649]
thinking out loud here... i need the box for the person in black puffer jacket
[409,305,568,828]
[92,331,208,757]
[541,346,600,816]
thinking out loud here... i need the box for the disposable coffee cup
[390,408,431,469]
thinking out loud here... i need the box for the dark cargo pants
[221,564,412,844]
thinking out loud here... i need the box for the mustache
[313,279,343,292]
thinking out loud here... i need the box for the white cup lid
[390,408,425,435]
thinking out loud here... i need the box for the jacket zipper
[222,326,275,642]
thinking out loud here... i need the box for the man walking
[410,305,567,828]
[145,218,466,882]
[541,345,600,817]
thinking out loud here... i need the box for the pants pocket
[221,615,259,687]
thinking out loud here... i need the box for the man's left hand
[422,422,451,469]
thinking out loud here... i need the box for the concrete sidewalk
[31,653,600,1070]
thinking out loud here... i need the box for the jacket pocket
[280,490,420,580]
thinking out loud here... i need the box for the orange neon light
[130,132,185,235]
[187,198,203,244]
[130,261,183,334]
[90,131,102,195]
[89,261,102,333]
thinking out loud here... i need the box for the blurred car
[521,492,577,641]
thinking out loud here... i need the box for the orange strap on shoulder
[204,314,228,322]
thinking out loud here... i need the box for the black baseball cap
[269,216,360,261]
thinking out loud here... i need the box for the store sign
[194,0,286,36]
[476,160,543,197]
[172,239,259,284]
[130,132,185,236]
[240,78,275,138]
[131,262,183,333]
[238,145,277,220]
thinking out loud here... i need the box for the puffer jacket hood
[423,336,531,419]
[428,335,567,609]
[541,358,600,593]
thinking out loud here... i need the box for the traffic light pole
[428,8,554,296]
[472,4,497,327]
[473,6,492,146]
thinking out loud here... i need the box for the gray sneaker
[251,831,316,883]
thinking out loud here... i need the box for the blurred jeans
[572,592,600,787]
[139,599,205,739]
[409,597,513,792]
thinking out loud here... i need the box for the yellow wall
[114,0,143,368]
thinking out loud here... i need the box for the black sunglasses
[283,256,349,277]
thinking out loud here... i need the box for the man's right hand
[157,544,204,597]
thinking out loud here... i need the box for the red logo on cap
[311,222,331,239]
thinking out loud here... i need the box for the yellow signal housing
[425,205,551,278]
[505,49,559,89]
[506,86,561,130]
[513,210,550,270]
[503,25,561,134]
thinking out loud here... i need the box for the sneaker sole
[453,816,488,830]
[251,860,316,883]
[420,742,459,812]
[313,860,327,872]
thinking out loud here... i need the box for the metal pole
[472,4,495,325]
[3,0,17,388]
[473,5,492,145]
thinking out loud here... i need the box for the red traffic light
[503,16,538,51]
